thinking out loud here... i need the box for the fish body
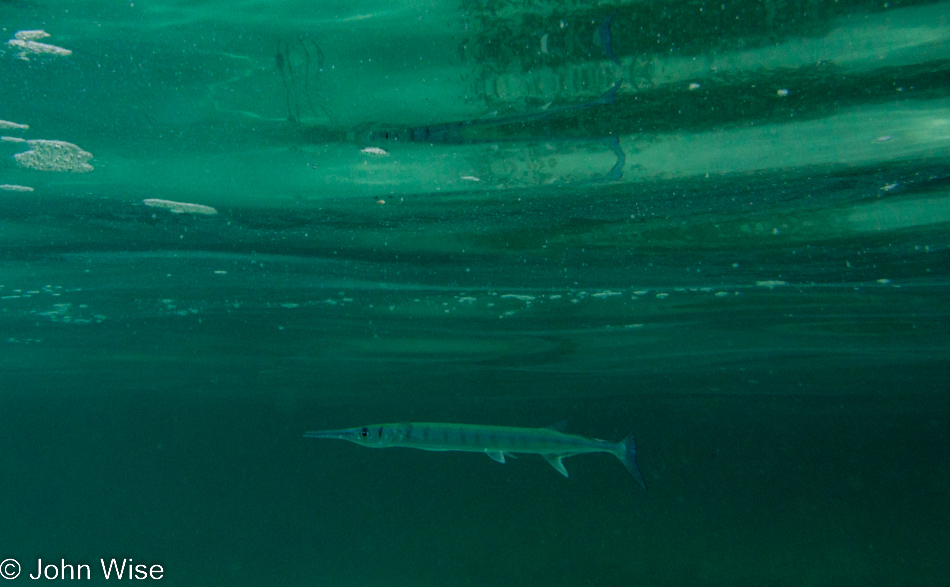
[304,421,646,490]
[363,80,622,145]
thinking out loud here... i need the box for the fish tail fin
[617,431,646,490]
[597,80,622,106]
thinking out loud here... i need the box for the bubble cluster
[1,40,91,178]
[0,120,29,131]
[143,199,218,215]
[6,30,72,60]
[13,139,93,173]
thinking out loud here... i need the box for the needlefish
[304,422,647,490]
[358,80,622,145]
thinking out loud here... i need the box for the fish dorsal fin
[486,451,506,464]
[544,454,570,477]
[546,419,569,432]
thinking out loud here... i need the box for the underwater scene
[1,0,949,585]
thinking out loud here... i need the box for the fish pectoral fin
[543,454,570,478]
[486,451,506,464]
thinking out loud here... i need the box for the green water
[1,0,948,585]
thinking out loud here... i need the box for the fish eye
[359,427,369,438]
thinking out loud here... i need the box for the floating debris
[461,175,481,182]
[689,82,701,90]
[7,30,71,60]
[143,199,218,215]
[0,184,34,192]
[756,280,788,288]
[360,146,389,156]
[776,88,789,97]
[15,30,50,41]
[13,139,93,172]
[9,40,73,58]
[0,120,28,130]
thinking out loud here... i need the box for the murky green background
[2,1,948,585]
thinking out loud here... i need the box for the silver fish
[363,80,622,145]
[305,421,646,490]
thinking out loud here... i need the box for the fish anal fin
[487,450,506,464]
[544,454,570,477]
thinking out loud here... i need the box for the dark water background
[2,0,949,585]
